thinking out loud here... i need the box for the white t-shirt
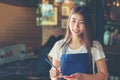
[48,39,105,62]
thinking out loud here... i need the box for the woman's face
[69,13,85,37]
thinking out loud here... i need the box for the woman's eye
[72,20,75,23]
[79,21,84,24]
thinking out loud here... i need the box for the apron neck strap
[62,44,69,54]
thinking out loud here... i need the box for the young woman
[48,6,108,80]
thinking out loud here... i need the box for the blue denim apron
[60,44,93,77]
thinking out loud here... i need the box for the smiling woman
[48,6,108,80]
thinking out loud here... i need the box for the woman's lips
[73,29,80,33]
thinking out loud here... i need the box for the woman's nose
[74,22,79,29]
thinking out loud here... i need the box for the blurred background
[0,0,120,80]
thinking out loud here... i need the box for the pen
[45,58,57,69]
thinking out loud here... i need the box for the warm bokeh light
[116,2,120,6]
[113,1,116,5]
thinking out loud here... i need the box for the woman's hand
[49,67,61,80]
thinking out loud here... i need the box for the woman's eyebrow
[71,18,76,20]
[71,18,84,21]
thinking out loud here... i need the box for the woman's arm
[49,58,61,80]
[82,58,108,80]
[63,58,108,80]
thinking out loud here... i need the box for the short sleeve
[91,41,105,61]
[48,40,64,61]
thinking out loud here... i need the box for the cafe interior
[0,0,120,80]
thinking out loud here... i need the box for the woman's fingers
[49,68,60,78]
[62,73,82,80]
[62,75,76,80]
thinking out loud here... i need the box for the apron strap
[62,44,69,54]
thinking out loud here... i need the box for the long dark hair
[61,6,96,53]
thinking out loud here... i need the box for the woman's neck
[69,37,83,49]
[71,36,82,44]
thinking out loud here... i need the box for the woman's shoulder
[91,41,105,61]
[92,41,103,50]
[93,40,102,46]
[92,40,103,49]
[54,39,65,46]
